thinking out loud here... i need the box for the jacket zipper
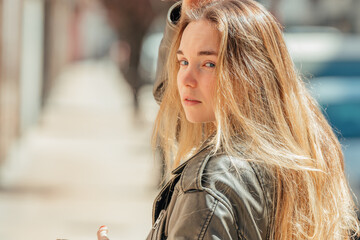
[152,178,173,225]
[152,209,165,229]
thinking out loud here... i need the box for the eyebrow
[176,50,218,56]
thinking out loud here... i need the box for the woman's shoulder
[177,149,275,238]
[201,154,276,213]
[179,149,275,196]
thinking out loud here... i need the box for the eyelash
[178,60,216,68]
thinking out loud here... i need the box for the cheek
[205,77,217,101]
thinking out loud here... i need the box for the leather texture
[147,144,276,240]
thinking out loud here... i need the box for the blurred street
[0,60,159,240]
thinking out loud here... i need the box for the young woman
[149,0,360,239]
[99,0,360,239]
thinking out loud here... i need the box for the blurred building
[0,0,25,167]
[0,0,79,171]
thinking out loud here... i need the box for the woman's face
[177,20,220,123]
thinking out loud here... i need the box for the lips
[183,97,201,106]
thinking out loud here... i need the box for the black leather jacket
[148,3,276,239]
[147,143,275,240]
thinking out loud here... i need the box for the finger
[97,225,109,240]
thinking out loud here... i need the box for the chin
[185,114,202,123]
[185,114,215,124]
[186,118,204,123]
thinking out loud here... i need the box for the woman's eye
[205,62,216,68]
[179,60,189,66]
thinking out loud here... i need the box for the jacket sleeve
[165,190,239,240]
[153,2,181,104]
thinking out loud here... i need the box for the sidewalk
[0,60,159,240]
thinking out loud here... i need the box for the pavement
[0,60,160,240]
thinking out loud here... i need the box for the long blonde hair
[152,0,360,238]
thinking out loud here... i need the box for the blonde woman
[98,0,360,239]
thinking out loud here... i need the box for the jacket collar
[171,141,213,175]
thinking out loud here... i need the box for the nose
[179,67,197,88]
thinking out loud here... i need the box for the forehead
[179,20,220,52]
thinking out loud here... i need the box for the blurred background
[0,0,359,239]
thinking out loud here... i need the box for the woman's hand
[97,225,109,240]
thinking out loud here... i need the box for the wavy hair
[152,0,360,238]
